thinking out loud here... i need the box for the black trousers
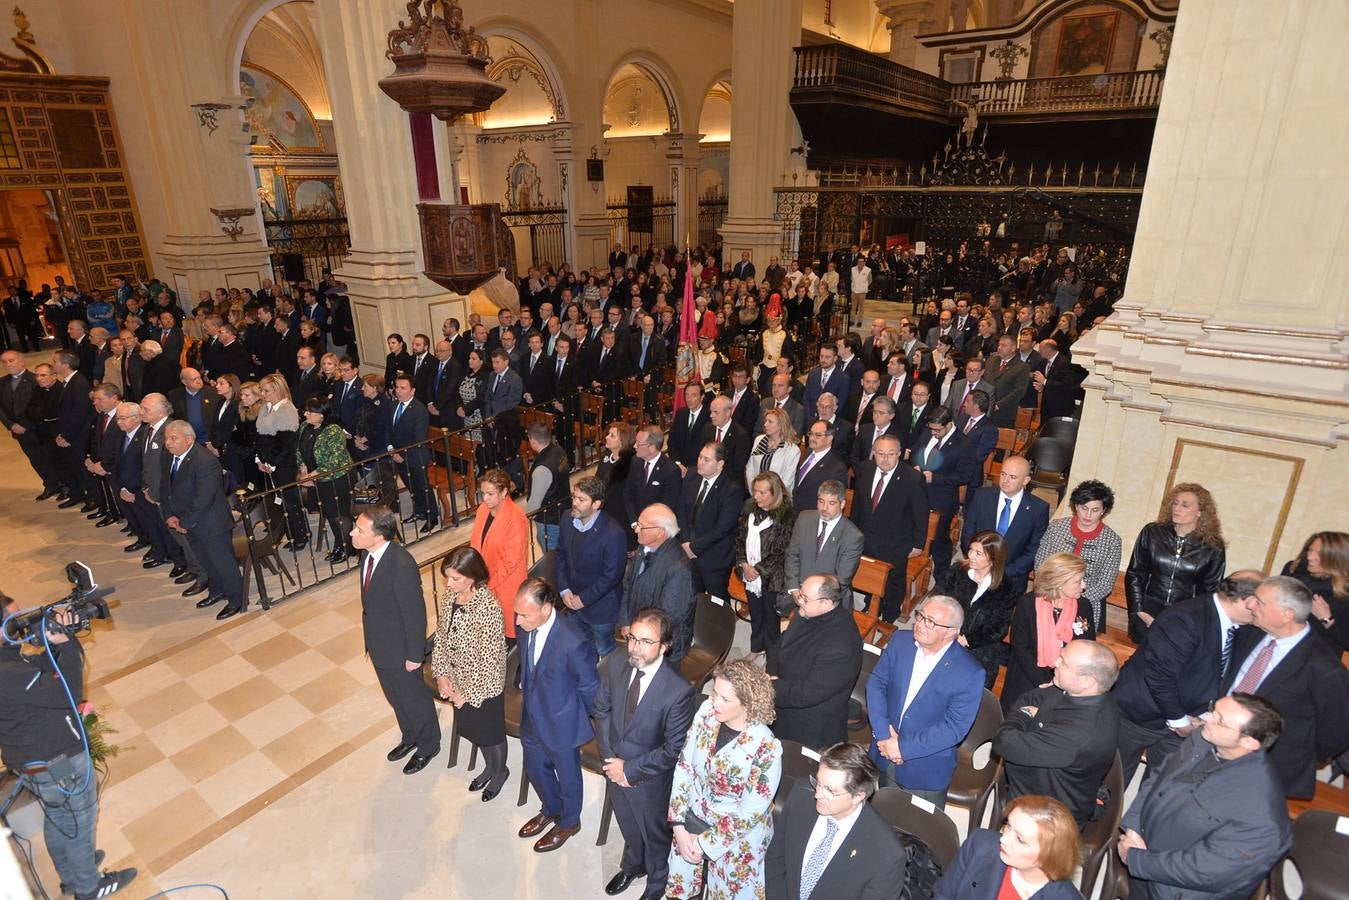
[609,777,675,900]
[52,442,88,501]
[315,477,353,549]
[186,527,243,608]
[1117,716,1184,789]
[374,664,440,756]
[269,467,310,542]
[746,590,781,654]
[396,456,432,519]
[14,432,60,490]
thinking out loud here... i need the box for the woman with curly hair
[1002,553,1096,713]
[1124,483,1226,643]
[734,472,795,658]
[1034,480,1123,632]
[1281,531,1349,653]
[667,658,782,900]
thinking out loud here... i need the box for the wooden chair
[426,425,453,522]
[575,392,605,467]
[622,378,645,413]
[1014,405,1036,432]
[1268,809,1349,900]
[944,689,1004,829]
[895,512,940,623]
[727,568,750,622]
[728,345,747,368]
[678,594,736,693]
[871,786,961,871]
[1079,754,1125,898]
[843,487,854,517]
[852,557,897,645]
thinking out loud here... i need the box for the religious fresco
[286,176,343,219]
[1053,12,1119,76]
[240,64,323,152]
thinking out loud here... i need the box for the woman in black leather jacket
[1124,482,1226,643]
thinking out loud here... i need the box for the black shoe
[386,742,416,762]
[324,548,349,564]
[57,497,81,509]
[86,509,106,520]
[124,540,150,553]
[79,502,99,513]
[74,867,137,900]
[468,770,492,792]
[35,489,58,501]
[403,751,437,774]
[480,768,510,803]
[173,572,197,585]
[286,538,308,553]
[142,557,168,570]
[60,850,106,894]
[169,564,186,578]
[424,517,440,530]
[95,516,118,528]
[195,594,225,609]
[605,870,644,895]
[182,582,209,597]
[215,605,243,620]
[118,525,132,534]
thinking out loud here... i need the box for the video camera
[1,562,114,647]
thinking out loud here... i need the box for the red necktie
[1235,639,1276,693]
[363,556,375,592]
[964,418,975,434]
[871,472,886,511]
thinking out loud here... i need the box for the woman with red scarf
[1001,553,1096,713]
[1034,480,1122,633]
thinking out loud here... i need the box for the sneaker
[75,868,137,900]
[60,850,104,894]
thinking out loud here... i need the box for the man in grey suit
[784,479,864,599]
[753,372,805,437]
[1118,693,1292,900]
[983,334,1032,427]
[945,357,993,419]
[484,347,524,418]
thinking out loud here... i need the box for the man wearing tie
[386,374,436,527]
[945,357,991,419]
[676,442,746,598]
[698,395,750,479]
[0,350,61,498]
[961,456,1050,593]
[916,408,980,580]
[791,420,849,513]
[893,382,932,459]
[619,504,697,662]
[846,369,881,435]
[881,354,912,407]
[784,480,865,599]
[515,578,600,852]
[629,315,666,414]
[350,507,440,774]
[333,357,364,436]
[485,348,524,418]
[754,372,805,437]
[724,365,760,432]
[623,426,682,525]
[850,395,897,470]
[850,435,930,622]
[593,608,696,899]
[521,332,552,406]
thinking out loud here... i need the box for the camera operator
[0,592,136,899]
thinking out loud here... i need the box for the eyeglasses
[633,522,662,531]
[808,775,846,799]
[625,635,661,649]
[914,612,955,630]
[1202,699,1242,731]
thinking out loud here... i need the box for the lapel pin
[849,849,857,858]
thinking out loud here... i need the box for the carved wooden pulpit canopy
[379,1,512,293]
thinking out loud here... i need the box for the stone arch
[696,72,732,143]
[476,24,571,124]
[602,53,684,136]
[222,0,302,96]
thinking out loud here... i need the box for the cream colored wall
[602,136,673,200]
[241,2,332,118]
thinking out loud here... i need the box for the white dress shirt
[901,639,953,718]
[628,656,664,707]
[995,489,1024,530]
[1227,625,1310,694]
[529,608,559,666]
[801,800,866,874]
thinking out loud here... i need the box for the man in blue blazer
[866,595,984,806]
[675,441,746,598]
[556,476,629,658]
[111,402,153,552]
[960,456,1049,592]
[914,408,981,580]
[515,578,600,853]
[484,348,524,418]
[332,357,364,437]
[801,344,852,414]
[593,607,696,900]
[386,374,436,527]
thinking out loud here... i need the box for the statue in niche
[626,86,643,128]
[506,150,543,210]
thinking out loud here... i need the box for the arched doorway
[601,60,681,254]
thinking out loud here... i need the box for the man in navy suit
[954,389,998,474]
[386,374,436,527]
[698,395,751,480]
[333,357,364,437]
[484,348,524,418]
[866,595,984,806]
[111,401,152,551]
[51,351,95,509]
[802,344,851,414]
[624,425,682,526]
[83,385,125,526]
[667,382,710,472]
[725,364,760,432]
[161,420,245,618]
[961,456,1049,592]
[593,608,696,899]
[676,442,746,597]
[557,476,629,658]
[914,408,981,580]
[515,578,600,853]
[1113,571,1262,786]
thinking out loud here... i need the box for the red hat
[698,315,718,340]
[765,293,783,319]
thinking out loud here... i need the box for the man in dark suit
[484,348,524,419]
[768,574,863,749]
[791,420,849,513]
[153,310,185,367]
[624,426,682,526]
[1218,576,1349,798]
[754,372,805,437]
[844,368,882,435]
[1113,572,1262,786]
[628,315,666,412]
[618,504,697,662]
[961,456,1049,592]
[667,382,710,472]
[730,250,755,282]
[698,395,750,480]
[851,395,898,470]
[519,332,552,405]
[914,407,980,580]
[168,368,221,443]
[290,347,323,410]
[51,351,95,509]
[272,315,301,383]
[676,442,745,598]
[1118,694,1292,900]
[725,365,760,432]
[867,596,985,805]
[851,435,931,621]
[211,324,252,381]
[984,335,1032,427]
[515,577,600,852]
[67,321,97,381]
[116,329,146,401]
[111,401,155,551]
[954,389,999,473]
[1033,338,1079,420]
[879,354,913,407]
[82,385,125,526]
[386,374,436,526]
[160,420,245,619]
[547,336,580,456]
[332,357,365,436]
[407,334,434,399]
[765,743,905,900]
[945,357,992,419]
[995,640,1121,828]
[245,307,280,376]
[802,344,851,414]
[556,476,628,658]
[893,382,933,458]
[137,393,193,578]
[350,506,440,774]
[784,482,865,598]
[813,392,853,460]
[0,350,61,497]
[593,607,696,899]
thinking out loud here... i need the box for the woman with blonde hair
[667,658,782,900]
[745,406,801,493]
[254,373,310,550]
[229,380,264,491]
[935,795,1083,899]
[1124,482,1226,643]
[1281,531,1349,653]
[1002,553,1095,713]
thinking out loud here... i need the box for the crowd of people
[1,243,1345,900]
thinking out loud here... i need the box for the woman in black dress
[734,472,795,660]
[229,381,264,492]
[352,374,387,462]
[595,421,635,547]
[1002,552,1095,713]
[208,374,243,487]
[383,333,413,392]
[931,529,1019,689]
[456,349,488,464]
[1281,531,1349,654]
[431,546,509,801]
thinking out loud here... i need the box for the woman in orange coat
[470,468,529,642]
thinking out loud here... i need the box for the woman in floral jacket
[667,658,782,900]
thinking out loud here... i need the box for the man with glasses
[768,574,863,750]
[765,742,905,899]
[593,607,696,899]
[1118,693,1291,899]
[618,504,696,662]
[849,434,929,622]
[623,425,681,526]
[791,420,848,513]
[785,480,864,600]
[866,596,984,806]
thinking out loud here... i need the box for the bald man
[960,456,1049,592]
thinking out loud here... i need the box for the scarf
[1035,595,1078,668]
[1068,517,1104,556]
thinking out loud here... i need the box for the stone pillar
[314,0,466,369]
[1072,0,1349,574]
[876,0,938,68]
[549,125,582,269]
[667,133,702,248]
[719,0,805,269]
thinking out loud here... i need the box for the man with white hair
[866,595,984,806]
[617,503,697,663]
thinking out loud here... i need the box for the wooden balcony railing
[793,44,1164,119]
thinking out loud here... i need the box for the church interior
[1,0,1346,897]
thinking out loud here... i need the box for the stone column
[719,0,805,269]
[876,0,938,68]
[666,133,702,248]
[314,0,467,368]
[1072,0,1349,573]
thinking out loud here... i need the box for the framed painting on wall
[1054,12,1119,76]
[284,175,344,219]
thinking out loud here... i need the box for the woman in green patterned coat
[297,395,355,563]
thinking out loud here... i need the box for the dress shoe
[533,824,580,853]
[57,497,81,509]
[181,582,209,597]
[324,548,349,564]
[86,509,106,520]
[605,870,643,895]
[468,770,492,792]
[95,516,118,528]
[169,564,186,579]
[174,572,198,585]
[195,594,225,609]
[119,524,132,534]
[481,769,510,803]
[215,605,243,620]
[386,742,417,762]
[518,812,557,839]
[35,489,58,501]
[79,501,99,513]
[286,538,308,553]
[142,557,168,569]
[403,750,437,774]
[125,540,150,553]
